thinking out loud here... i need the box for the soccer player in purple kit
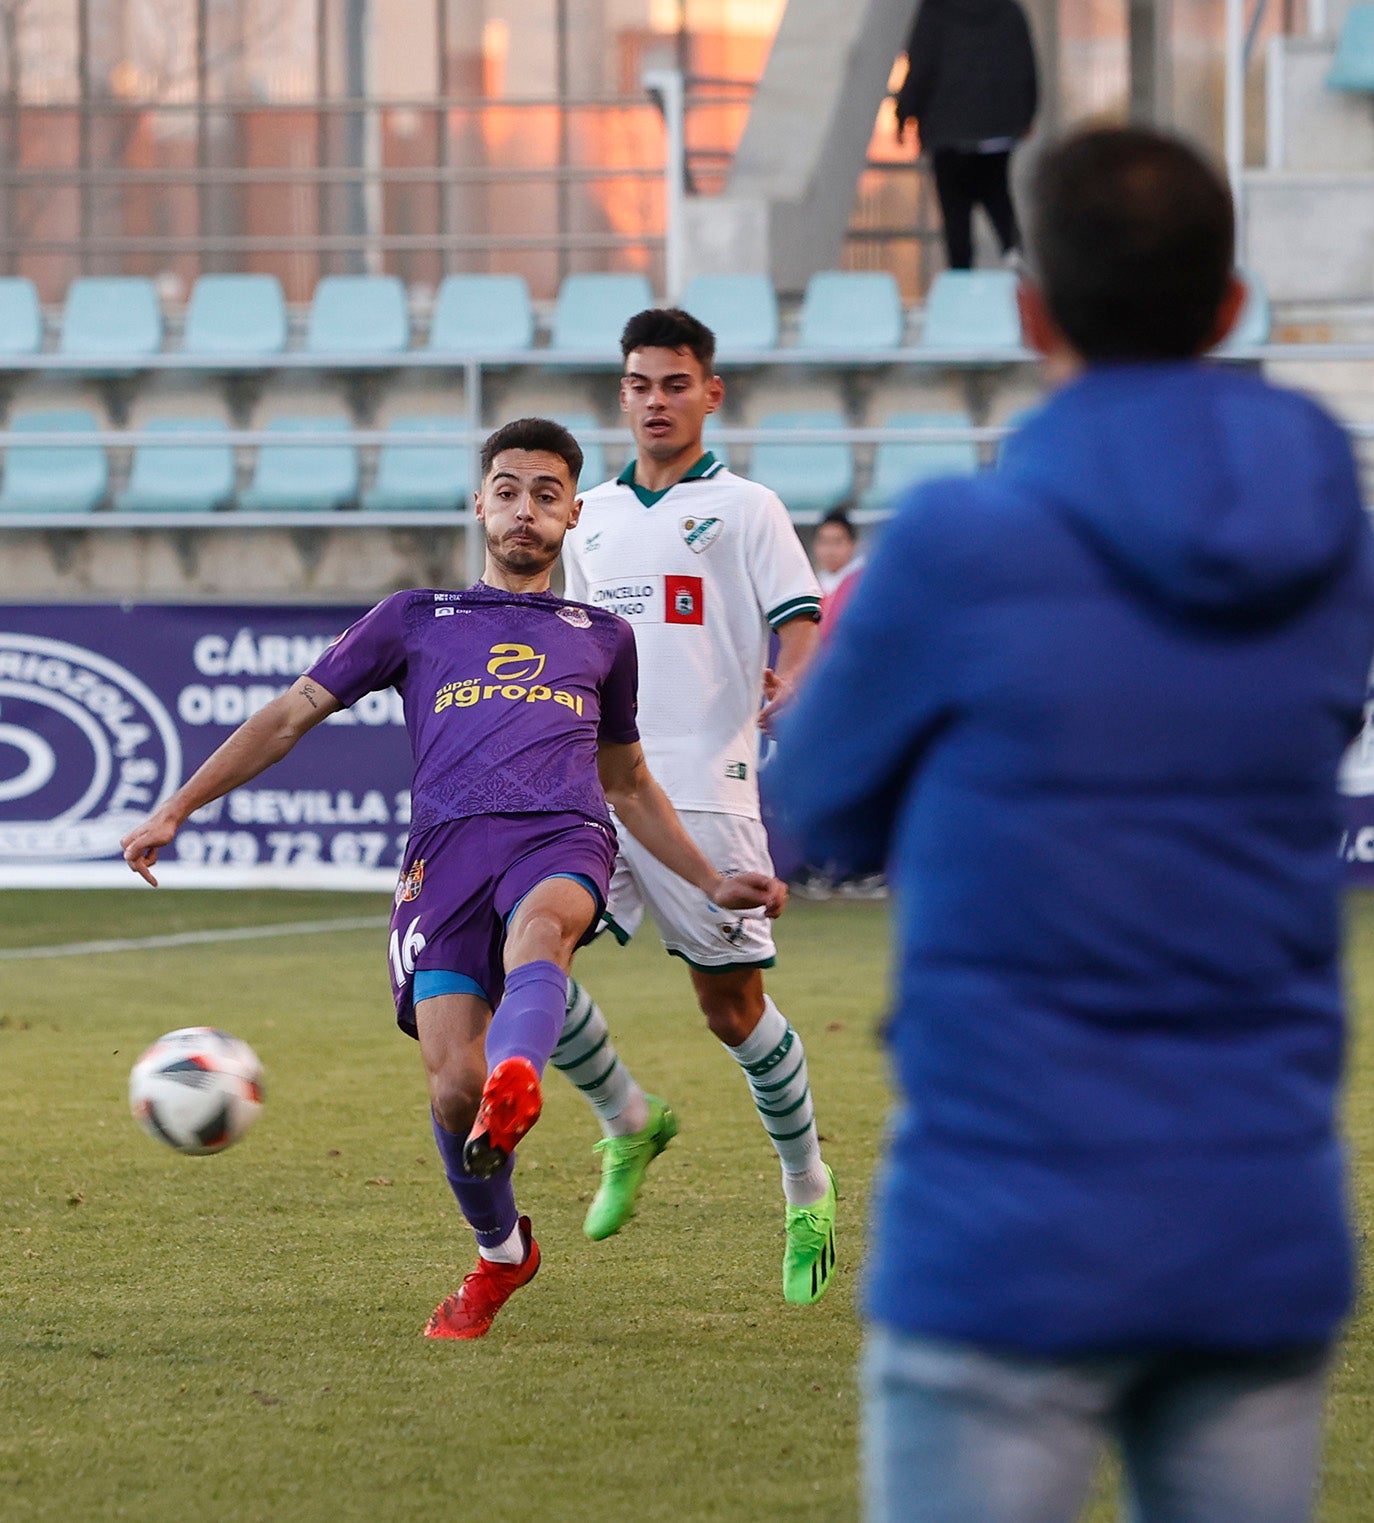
[120,416,785,1341]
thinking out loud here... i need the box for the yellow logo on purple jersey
[486,643,546,682]
[434,640,584,717]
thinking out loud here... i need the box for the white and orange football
[128,1027,264,1156]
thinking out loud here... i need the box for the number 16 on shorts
[389,915,426,991]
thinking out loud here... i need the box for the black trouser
[930,148,1019,270]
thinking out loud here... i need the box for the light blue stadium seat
[550,413,608,487]
[703,415,731,469]
[1329,5,1374,89]
[681,273,778,354]
[551,274,655,352]
[184,275,288,358]
[862,412,979,512]
[59,277,162,357]
[920,269,1023,352]
[0,409,107,512]
[1214,271,1271,351]
[749,411,854,516]
[115,418,236,512]
[798,272,905,350]
[305,275,410,355]
[429,275,534,353]
[0,278,43,355]
[362,417,473,510]
[239,417,358,511]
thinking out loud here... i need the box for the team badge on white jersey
[680,516,723,553]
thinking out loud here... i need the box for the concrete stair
[1245,30,1374,301]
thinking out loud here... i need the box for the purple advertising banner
[0,605,410,889]
[3,603,1373,891]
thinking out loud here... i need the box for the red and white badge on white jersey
[587,574,704,626]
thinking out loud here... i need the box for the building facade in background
[0,0,1295,301]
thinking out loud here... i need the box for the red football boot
[462,1056,542,1177]
[423,1217,541,1340]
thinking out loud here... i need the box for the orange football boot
[462,1056,542,1177]
[423,1218,540,1340]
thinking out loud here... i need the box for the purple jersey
[307,583,639,835]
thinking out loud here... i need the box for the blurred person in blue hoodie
[770,127,1374,1523]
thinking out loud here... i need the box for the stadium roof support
[1128,0,1173,126]
[679,0,1061,298]
[682,0,913,298]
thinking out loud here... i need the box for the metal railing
[0,409,1026,593]
[0,69,938,302]
[0,90,690,296]
[3,336,1374,583]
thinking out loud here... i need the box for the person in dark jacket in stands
[896,0,1038,269]
[771,126,1374,1523]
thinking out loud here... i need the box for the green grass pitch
[1,890,1371,1521]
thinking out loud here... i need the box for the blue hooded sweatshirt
[770,364,1374,1351]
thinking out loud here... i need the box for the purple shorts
[386,811,617,1037]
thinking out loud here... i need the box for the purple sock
[430,1111,518,1250]
[486,959,569,1076]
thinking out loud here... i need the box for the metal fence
[0,91,686,302]
[0,72,951,305]
[3,338,1374,583]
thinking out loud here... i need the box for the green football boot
[582,1095,678,1241]
[783,1165,838,1304]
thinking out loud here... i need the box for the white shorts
[602,809,778,971]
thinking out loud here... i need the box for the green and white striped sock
[726,996,828,1206]
[552,978,649,1138]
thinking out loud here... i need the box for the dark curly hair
[480,416,584,485]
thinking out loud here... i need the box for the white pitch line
[0,915,390,962]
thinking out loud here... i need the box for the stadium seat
[919,269,1023,352]
[1214,272,1271,351]
[59,276,162,357]
[703,415,731,469]
[0,408,107,512]
[428,274,534,354]
[0,277,43,355]
[551,273,655,352]
[115,418,236,512]
[305,275,410,355]
[861,412,979,512]
[362,417,473,510]
[239,417,358,511]
[749,411,854,516]
[797,272,905,351]
[1329,5,1374,90]
[551,413,608,488]
[681,273,779,354]
[183,274,288,357]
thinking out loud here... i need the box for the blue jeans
[862,1327,1330,1523]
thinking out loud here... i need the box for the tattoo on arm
[301,682,320,710]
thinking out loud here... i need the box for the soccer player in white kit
[556,306,838,1303]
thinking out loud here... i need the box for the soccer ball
[128,1027,264,1156]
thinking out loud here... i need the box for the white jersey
[563,452,821,819]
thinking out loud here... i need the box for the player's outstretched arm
[121,676,342,886]
[597,740,787,918]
